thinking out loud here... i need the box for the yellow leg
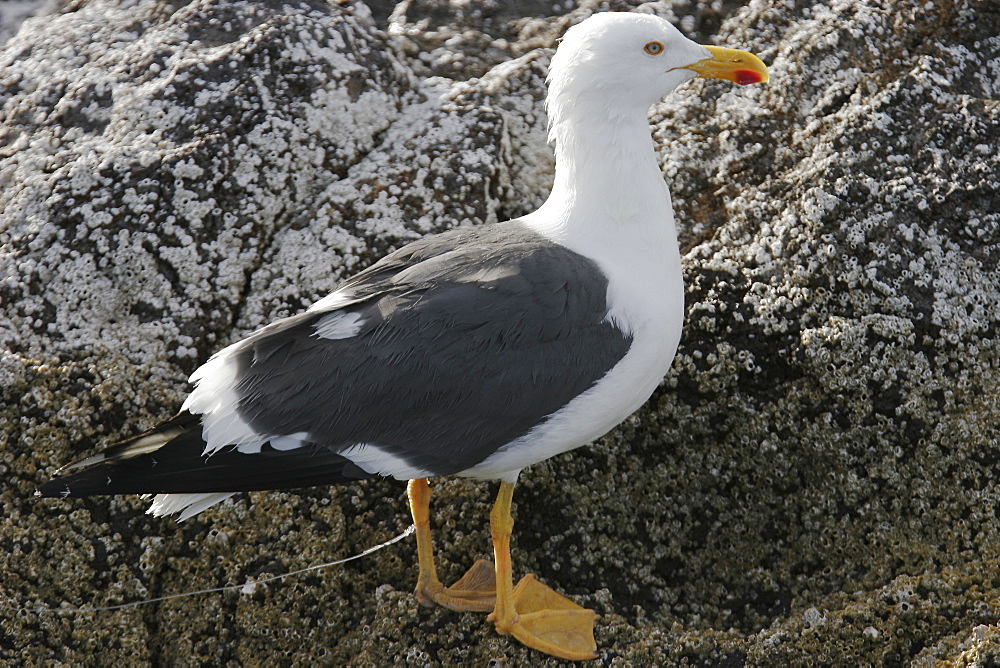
[487,481,598,661]
[407,478,496,612]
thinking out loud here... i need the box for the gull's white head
[546,12,768,130]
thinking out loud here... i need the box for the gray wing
[227,222,633,477]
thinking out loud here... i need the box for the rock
[2,0,998,664]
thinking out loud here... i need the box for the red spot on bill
[735,69,763,85]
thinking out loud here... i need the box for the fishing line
[13,525,414,614]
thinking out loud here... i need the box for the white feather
[338,443,433,480]
[307,289,354,313]
[181,339,264,454]
[313,311,365,340]
[270,432,309,451]
[145,492,235,521]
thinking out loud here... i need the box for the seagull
[37,12,767,660]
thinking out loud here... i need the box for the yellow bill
[683,45,769,85]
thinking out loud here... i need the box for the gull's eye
[644,41,664,56]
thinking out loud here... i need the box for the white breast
[462,184,685,480]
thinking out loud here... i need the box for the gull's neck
[523,99,684,336]
[524,100,678,259]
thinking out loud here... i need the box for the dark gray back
[232,222,633,476]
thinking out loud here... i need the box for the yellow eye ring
[644,41,664,55]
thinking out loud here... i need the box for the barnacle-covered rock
[3,0,998,664]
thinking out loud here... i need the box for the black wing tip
[36,468,112,498]
[34,410,204,500]
[35,481,74,499]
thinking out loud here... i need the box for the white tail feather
[144,492,236,521]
